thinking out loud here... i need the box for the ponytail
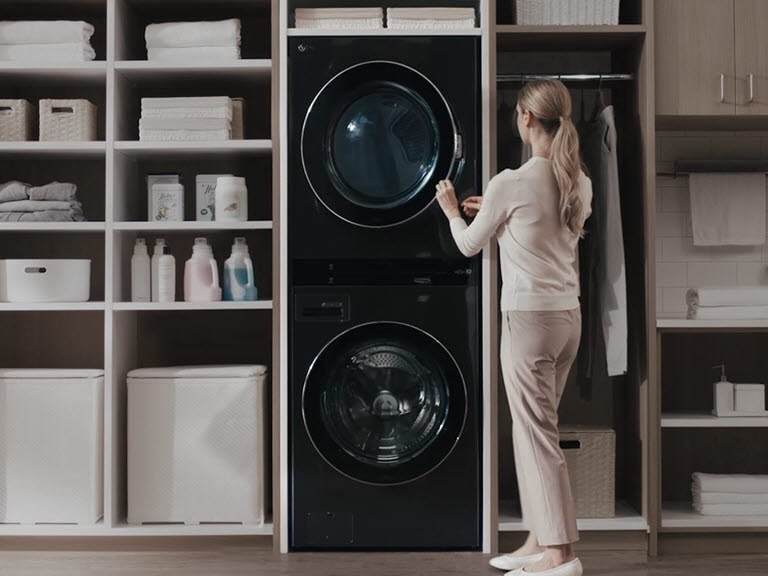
[551,117,585,236]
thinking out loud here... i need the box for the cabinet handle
[749,73,755,103]
[720,74,725,103]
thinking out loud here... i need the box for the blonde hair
[517,79,585,236]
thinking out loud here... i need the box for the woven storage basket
[515,0,620,25]
[0,99,33,141]
[560,426,615,518]
[39,99,97,141]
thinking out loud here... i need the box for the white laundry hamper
[127,365,268,525]
[0,368,104,524]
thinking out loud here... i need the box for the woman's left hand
[435,179,461,219]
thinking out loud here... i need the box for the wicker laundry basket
[515,0,620,25]
[560,426,616,518]
[39,99,97,141]
[0,99,33,141]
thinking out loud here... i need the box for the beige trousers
[500,309,580,546]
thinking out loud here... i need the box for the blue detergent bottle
[222,237,258,301]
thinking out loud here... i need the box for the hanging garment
[578,105,627,381]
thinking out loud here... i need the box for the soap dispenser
[712,363,734,416]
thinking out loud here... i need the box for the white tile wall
[655,131,768,316]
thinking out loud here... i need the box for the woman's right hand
[461,196,483,218]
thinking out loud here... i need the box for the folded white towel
[0,42,95,62]
[687,286,768,308]
[387,18,477,29]
[145,19,240,48]
[687,304,768,320]
[147,45,240,62]
[386,7,476,20]
[693,490,768,505]
[689,173,766,246]
[295,8,383,19]
[0,20,94,44]
[139,128,231,142]
[140,107,232,120]
[0,200,77,212]
[139,117,231,131]
[141,96,232,111]
[693,502,768,515]
[692,472,768,494]
[295,18,384,29]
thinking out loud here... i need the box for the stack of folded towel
[692,472,768,516]
[139,96,233,141]
[686,286,768,320]
[145,19,241,63]
[295,8,384,29]
[386,7,477,29]
[0,20,95,62]
[0,181,85,222]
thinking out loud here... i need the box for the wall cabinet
[656,0,768,115]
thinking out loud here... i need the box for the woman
[436,79,592,576]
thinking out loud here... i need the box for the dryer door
[302,321,467,485]
[301,61,463,228]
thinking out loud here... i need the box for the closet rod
[497,73,635,84]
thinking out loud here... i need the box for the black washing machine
[288,36,480,260]
[289,259,481,550]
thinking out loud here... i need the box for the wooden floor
[0,545,767,575]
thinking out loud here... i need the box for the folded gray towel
[0,181,29,203]
[28,181,78,202]
[0,199,76,212]
[0,209,84,222]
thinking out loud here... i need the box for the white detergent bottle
[183,237,222,302]
[150,237,166,302]
[223,237,258,301]
[131,237,150,302]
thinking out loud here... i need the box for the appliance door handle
[720,74,725,103]
[749,73,755,103]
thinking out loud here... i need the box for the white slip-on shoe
[504,557,583,576]
[489,551,545,571]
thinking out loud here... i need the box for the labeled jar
[215,176,248,222]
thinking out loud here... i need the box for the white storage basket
[0,369,104,524]
[0,99,33,141]
[560,426,616,518]
[515,0,620,25]
[0,259,91,303]
[127,365,269,525]
[39,98,97,141]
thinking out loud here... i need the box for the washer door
[301,61,463,228]
[302,322,467,485]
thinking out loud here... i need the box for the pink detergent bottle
[183,237,222,302]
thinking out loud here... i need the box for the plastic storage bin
[515,0,620,25]
[0,259,91,303]
[127,365,268,525]
[0,99,33,141]
[560,426,616,518]
[0,369,104,524]
[39,98,97,141]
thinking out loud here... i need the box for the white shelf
[287,28,481,36]
[114,59,271,80]
[0,302,105,312]
[498,500,648,532]
[0,142,106,157]
[662,413,768,427]
[662,502,768,530]
[113,301,273,311]
[657,317,768,330]
[0,521,272,537]
[0,222,105,232]
[114,140,272,156]
[113,221,272,231]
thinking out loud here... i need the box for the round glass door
[302,61,462,228]
[302,322,467,485]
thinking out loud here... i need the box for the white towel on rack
[147,45,240,62]
[295,7,384,29]
[693,490,768,505]
[145,19,240,48]
[140,107,232,120]
[0,20,94,44]
[686,286,768,308]
[692,472,768,494]
[139,117,231,131]
[693,503,768,515]
[0,42,95,62]
[139,128,231,142]
[386,7,476,28]
[141,97,233,120]
[689,172,766,246]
